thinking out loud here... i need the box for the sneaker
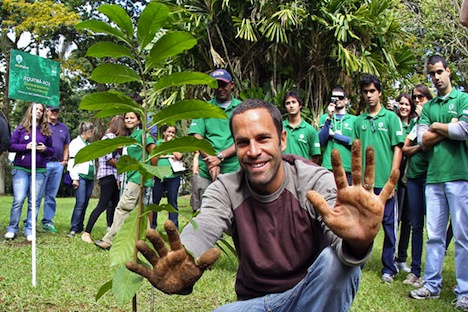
[453,296,468,311]
[67,231,76,237]
[81,232,93,244]
[409,286,440,300]
[403,273,424,287]
[42,223,58,233]
[4,232,15,239]
[381,273,394,284]
[26,235,33,242]
[94,240,111,250]
[396,261,411,273]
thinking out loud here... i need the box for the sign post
[8,49,60,287]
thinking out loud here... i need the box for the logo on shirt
[361,124,367,131]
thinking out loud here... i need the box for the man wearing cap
[41,105,70,233]
[319,87,356,184]
[188,69,241,211]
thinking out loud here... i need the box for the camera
[392,100,399,110]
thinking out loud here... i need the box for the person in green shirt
[188,69,241,211]
[95,112,156,250]
[151,125,183,229]
[352,74,405,284]
[409,56,468,310]
[282,90,320,163]
[319,87,356,184]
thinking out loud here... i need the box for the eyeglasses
[412,94,426,100]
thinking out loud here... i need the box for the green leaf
[151,100,227,127]
[86,42,134,59]
[99,4,134,37]
[79,91,143,116]
[153,72,218,93]
[149,137,216,158]
[76,20,129,44]
[112,265,143,306]
[146,32,197,71]
[116,155,141,174]
[91,63,141,84]
[95,279,112,301]
[137,2,169,49]
[74,137,138,164]
[110,207,148,267]
[140,163,173,181]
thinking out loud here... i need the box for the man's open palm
[126,220,220,295]
[307,140,399,250]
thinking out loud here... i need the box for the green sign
[8,49,60,107]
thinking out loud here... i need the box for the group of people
[0,55,466,311]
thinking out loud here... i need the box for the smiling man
[126,99,399,311]
[282,90,320,163]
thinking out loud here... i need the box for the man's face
[232,108,286,195]
[47,108,60,122]
[214,80,234,102]
[428,62,451,94]
[361,83,381,108]
[331,91,348,109]
[284,96,302,116]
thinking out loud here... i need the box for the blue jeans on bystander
[42,161,65,226]
[7,169,46,236]
[69,177,94,233]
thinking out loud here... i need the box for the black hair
[332,86,348,98]
[359,74,382,92]
[412,84,433,100]
[427,55,448,69]
[282,90,304,109]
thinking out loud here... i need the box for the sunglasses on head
[412,94,425,100]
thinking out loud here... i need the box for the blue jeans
[152,176,181,229]
[214,247,361,312]
[42,161,65,226]
[407,177,426,277]
[70,177,94,233]
[7,169,46,236]
[375,188,398,276]
[424,181,468,298]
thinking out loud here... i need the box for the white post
[31,103,37,287]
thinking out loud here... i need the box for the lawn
[0,195,458,311]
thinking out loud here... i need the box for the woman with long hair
[401,84,433,287]
[5,103,54,241]
[67,122,95,237]
[94,111,157,250]
[81,116,128,243]
[151,125,183,229]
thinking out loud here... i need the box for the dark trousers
[84,175,119,233]
[375,187,398,275]
[151,176,181,229]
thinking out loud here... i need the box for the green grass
[0,195,458,311]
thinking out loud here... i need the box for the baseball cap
[48,105,61,111]
[210,69,232,83]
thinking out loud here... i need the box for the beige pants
[102,181,151,244]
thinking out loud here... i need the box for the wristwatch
[217,152,224,161]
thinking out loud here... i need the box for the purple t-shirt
[10,126,54,168]
[47,121,70,162]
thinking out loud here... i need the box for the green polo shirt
[188,97,241,180]
[283,119,321,159]
[352,107,405,188]
[406,118,429,179]
[127,129,155,186]
[418,89,468,183]
[319,113,356,172]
